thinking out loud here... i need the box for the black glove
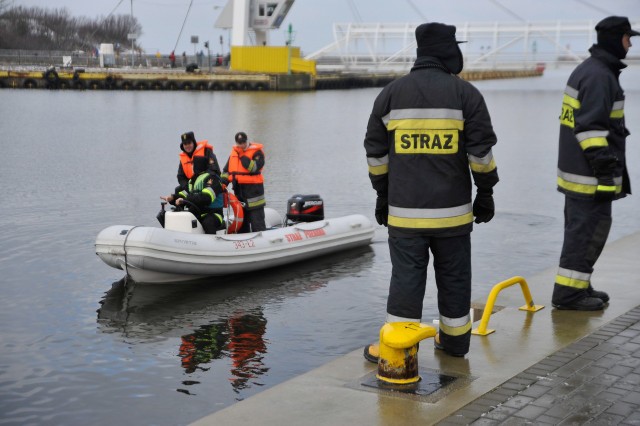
[375,197,388,227]
[594,176,616,202]
[473,189,495,224]
[591,156,617,177]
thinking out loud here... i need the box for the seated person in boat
[160,156,226,234]
[177,131,221,192]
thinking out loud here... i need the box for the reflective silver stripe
[440,313,471,328]
[557,267,591,282]
[576,130,609,142]
[564,85,579,99]
[612,100,625,110]
[557,169,598,185]
[557,169,622,186]
[367,155,389,166]
[468,150,494,165]
[381,112,391,126]
[386,313,420,323]
[389,108,464,120]
[389,203,472,219]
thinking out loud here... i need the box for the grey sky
[13,0,640,55]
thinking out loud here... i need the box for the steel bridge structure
[305,19,640,72]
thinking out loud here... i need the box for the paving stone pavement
[438,306,640,425]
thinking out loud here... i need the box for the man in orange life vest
[221,131,267,233]
[177,131,221,192]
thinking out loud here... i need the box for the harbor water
[1,66,639,425]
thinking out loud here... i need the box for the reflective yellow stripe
[557,177,621,195]
[202,188,216,203]
[579,137,608,150]
[611,100,624,118]
[368,164,388,175]
[596,184,616,193]
[367,156,389,176]
[387,118,464,131]
[557,176,596,195]
[468,151,496,173]
[562,93,580,109]
[470,158,496,173]
[388,212,473,229]
[439,314,472,336]
[555,275,589,290]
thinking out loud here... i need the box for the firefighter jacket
[223,143,266,211]
[177,140,221,190]
[176,171,224,213]
[364,56,499,237]
[557,45,631,200]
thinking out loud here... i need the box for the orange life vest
[227,143,264,184]
[179,140,214,179]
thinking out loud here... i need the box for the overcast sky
[12,0,640,55]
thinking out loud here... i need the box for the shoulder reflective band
[384,108,464,131]
[560,86,580,128]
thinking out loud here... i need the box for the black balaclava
[595,16,639,60]
[415,22,464,74]
[192,156,208,175]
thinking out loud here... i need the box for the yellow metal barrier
[472,276,544,336]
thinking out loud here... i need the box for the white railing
[306,20,640,72]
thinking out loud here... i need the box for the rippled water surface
[1,66,639,425]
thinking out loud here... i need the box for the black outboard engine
[286,194,324,223]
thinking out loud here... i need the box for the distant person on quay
[552,16,638,311]
[177,131,221,192]
[363,22,499,361]
[221,132,267,233]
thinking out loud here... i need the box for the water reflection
[97,247,374,396]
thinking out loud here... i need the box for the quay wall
[0,68,543,91]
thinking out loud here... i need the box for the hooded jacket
[557,45,631,199]
[364,52,499,237]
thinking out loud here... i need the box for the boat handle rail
[293,221,329,231]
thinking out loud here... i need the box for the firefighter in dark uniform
[177,131,221,191]
[552,16,638,311]
[363,22,499,360]
[160,156,225,234]
[221,132,267,233]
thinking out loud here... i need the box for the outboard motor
[286,194,324,223]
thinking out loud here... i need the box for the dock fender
[224,192,244,234]
[44,68,59,87]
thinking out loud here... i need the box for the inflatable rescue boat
[95,194,375,284]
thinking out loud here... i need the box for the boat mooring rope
[122,226,140,278]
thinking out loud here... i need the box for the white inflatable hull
[95,214,375,283]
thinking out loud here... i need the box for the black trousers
[387,234,472,355]
[553,196,612,305]
[240,207,266,233]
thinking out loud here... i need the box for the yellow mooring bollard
[377,322,437,384]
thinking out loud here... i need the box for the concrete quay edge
[192,230,640,426]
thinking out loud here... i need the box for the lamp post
[286,23,294,75]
